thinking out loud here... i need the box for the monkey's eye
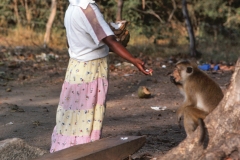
[186,67,193,73]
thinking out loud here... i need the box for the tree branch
[131,8,164,23]
[168,0,177,22]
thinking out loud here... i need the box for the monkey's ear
[186,67,193,73]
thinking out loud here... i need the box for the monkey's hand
[178,117,182,129]
[177,114,183,128]
[177,108,184,128]
[178,116,182,123]
[177,108,183,121]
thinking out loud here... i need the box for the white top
[69,0,95,9]
[65,1,114,61]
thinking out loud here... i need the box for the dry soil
[0,50,232,159]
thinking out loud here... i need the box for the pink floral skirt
[50,57,108,153]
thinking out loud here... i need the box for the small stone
[6,88,11,92]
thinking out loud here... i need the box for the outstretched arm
[102,35,152,75]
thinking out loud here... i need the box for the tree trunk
[24,0,32,29]
[43,0,57,48]
[182,0,198,57]
[142,0,145,10]
[158,57,240,160]
[13,0,21,27]
[116,0,123,21]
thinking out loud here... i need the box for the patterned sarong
[50,57,108,152]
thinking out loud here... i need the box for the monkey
[170,59,224,144]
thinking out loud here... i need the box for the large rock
[0,138,47,160]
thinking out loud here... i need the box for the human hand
[131,58,153,75]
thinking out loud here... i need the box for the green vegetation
[0,0,239,62]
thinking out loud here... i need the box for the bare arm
[102,35,152,75]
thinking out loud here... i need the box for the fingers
[145,69,153,75]
[132,59,152,75]
[130,58,153,75]
[140,67,149,75]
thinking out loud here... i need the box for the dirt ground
[0,48,233,159]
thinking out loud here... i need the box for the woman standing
[50,0,152,152]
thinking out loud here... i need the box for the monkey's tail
[198,118,205,145]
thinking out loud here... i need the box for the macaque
[170,60,224,144]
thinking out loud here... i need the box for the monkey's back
[184,68,224,112]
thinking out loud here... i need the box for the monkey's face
[170,64,193,85]
[170,66,182,84]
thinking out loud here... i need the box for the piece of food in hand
[138,86,151,98]
[145,69,153,76]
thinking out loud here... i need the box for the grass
[0,27,67,50]
[0,27,239,64]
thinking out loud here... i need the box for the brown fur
[170,60,224,144]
